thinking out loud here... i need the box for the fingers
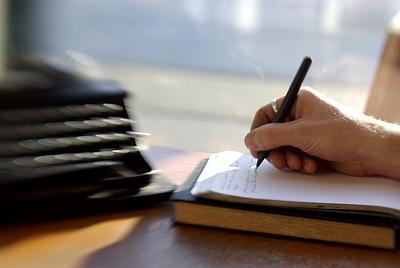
[284,149,317,174]
[245,122,290,158]
[285,149,301,170]
[267,149,318,174]
[269,149,286,169]
[245,121,306,155]
[250,97,285,131]
[250,93,303,132]
[246,88,320,174]
[302,157,318,174]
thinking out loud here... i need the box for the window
[7,0,400,152]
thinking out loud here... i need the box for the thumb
[245,121,306,152]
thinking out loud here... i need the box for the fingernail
[244,132,256,149]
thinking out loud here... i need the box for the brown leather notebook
[173,158,399,250]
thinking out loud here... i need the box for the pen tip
[255,158,263,170]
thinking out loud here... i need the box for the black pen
[256,56,312,170]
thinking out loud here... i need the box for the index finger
[250,97,285,131]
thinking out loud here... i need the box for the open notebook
[191,151,400,218]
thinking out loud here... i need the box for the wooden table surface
[0,147,400,268]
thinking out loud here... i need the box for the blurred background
[2,0,400,153]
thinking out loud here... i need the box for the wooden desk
[0,147,399,268]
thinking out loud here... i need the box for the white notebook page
[191,151,400,213]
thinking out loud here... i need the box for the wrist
[362,119,400,179]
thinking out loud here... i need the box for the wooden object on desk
[365,11,400,123]
[0,146,399,268]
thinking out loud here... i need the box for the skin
[244,87,400,179]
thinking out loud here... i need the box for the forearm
[363,119,400,179]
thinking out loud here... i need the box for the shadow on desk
[0,211,136,249]
[0,207,160,251]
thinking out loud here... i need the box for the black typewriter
[0,58,175,221]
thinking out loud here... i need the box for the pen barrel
[273,56,312,123]
[256,56,312,169]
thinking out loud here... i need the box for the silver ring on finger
[271,98,279,114]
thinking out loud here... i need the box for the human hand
[244,87,400,179]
